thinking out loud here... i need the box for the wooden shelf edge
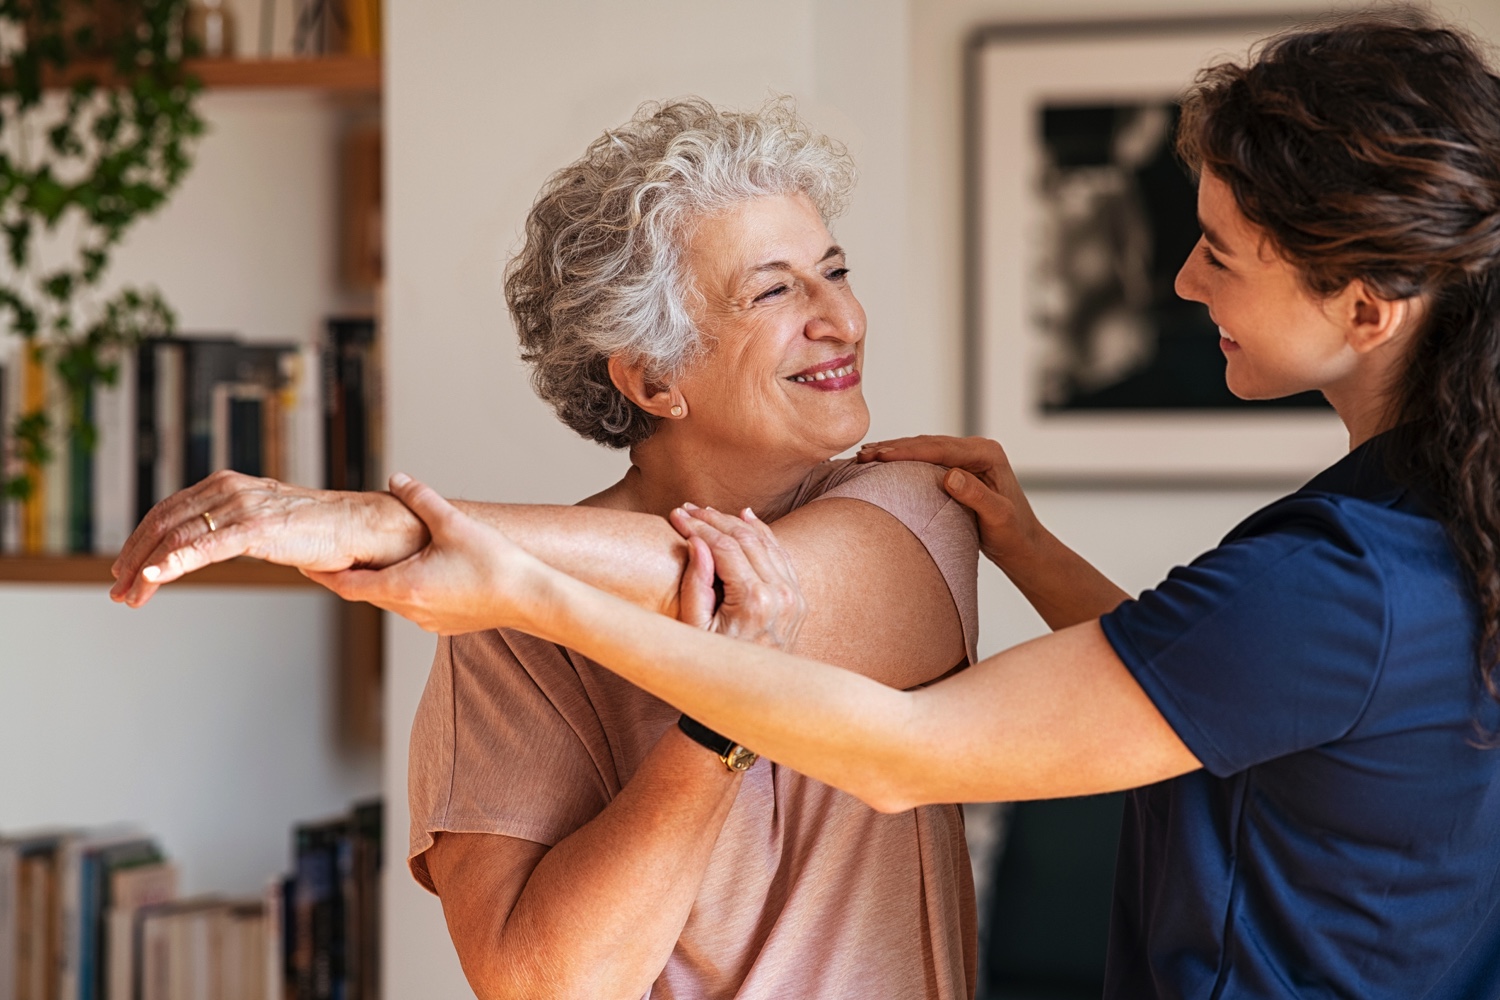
[0,555,320,588]
[32,55,381,94]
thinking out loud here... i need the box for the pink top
[407,459,981,999]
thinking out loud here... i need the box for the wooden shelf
[0,555,319,587]
[35,55,380,94]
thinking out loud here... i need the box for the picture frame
[965,16,1347,485]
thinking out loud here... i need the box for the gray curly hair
[504,96,858,448]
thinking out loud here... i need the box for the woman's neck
[591,431,821,521]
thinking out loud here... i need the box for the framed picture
[965,17,1346,484]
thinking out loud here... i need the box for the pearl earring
[670,404,684,417]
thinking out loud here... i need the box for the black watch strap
[677,714,737,758]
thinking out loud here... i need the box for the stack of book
[0,317,381,557]
[0,800,381,1000]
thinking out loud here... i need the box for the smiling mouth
[1218,325,1237,344]
[788,354,859,383]
[789,363,858,383]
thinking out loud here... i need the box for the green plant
[0,0,203,509]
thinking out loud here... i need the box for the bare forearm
[524,565,915,810]
[999,528,1131,630]
[518,565,1195,813]
[468,729,740,1000]
[361,491,688,615]
[454,501,687,617]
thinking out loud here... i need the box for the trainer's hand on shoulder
[857,434,1044,572]
[110,470,428,608]
[305,473,541,636]
[669,504,807,651]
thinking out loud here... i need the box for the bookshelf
[33,55,382,95]
[0,554,317,587]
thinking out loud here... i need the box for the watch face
[725,746,759,771]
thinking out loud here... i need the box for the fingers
[677,535,717,630]
[941,466,1013,533]
[669,505,761,594]
[388,472,462,536]
[678,503,790,589]
[856,434,1008,479]
[111,472,229,598]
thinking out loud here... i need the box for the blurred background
[2,1,1498,998]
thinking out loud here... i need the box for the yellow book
[21,347,45,554]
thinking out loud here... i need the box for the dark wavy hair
[1177,7,1500,726]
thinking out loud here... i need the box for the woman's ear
[607,355,687,419]
[1340,279,1423,355]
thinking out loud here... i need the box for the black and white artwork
[1034,101,1325,412]
[970,21,1343,482]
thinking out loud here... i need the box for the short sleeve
[1100,496,1390,777]
[406,629,614,892]
[808,460,981,663]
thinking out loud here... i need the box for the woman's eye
[1200,244,1227,271]
[826,267,850,282]
[754,284,788,303]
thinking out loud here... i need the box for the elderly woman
[113,100,980,999]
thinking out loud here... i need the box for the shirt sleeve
[406,629,615,892]
[808,460,981,664]
[1099,495,1390,777]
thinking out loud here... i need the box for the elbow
[856,774,921,815]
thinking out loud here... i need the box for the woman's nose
[1175,241,1208,305]
[806,288,865,344]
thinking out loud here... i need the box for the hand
[668,504,807,651]
[305,473,543,635]
[857,434,1044,571]
[110,469,429,608]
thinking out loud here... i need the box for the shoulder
[798,458,965,532]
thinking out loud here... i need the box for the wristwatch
[678,714,759,772]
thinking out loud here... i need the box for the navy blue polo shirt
[1100,432,1500,1000]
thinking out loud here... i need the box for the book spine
[134,344,157,527]
[68,388,94,553]
[93,351,135,554]
[0,350,13,555]
[0,844,17,1000]
[42,359,70,554]
[155,345,184,503]
[284,345,321,489]
[21,348,47,554]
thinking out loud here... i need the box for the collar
[1300,428,1409,505]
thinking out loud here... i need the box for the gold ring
[202,511,217,533]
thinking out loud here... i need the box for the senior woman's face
[677,192,869,464]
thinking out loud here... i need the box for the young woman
[317,11,1500,999]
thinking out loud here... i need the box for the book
[0,340,13,554]
[92,350,137,555]
[42,352,70,554]
[323,318,377,492]
[7,830,66,1000]
[104,862,177,1000]
[20,346,49,554]
[136,897,224,1000]
[134,338,186,527]
[80,839,162,1000]
[182,339,296,488]
[56,828,144,1000]
[291,819,347,1000]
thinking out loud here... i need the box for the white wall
[0,93,380,895]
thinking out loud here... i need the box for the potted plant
[1,0,203,551]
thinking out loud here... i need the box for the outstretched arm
[860,435,1129,629]
[329,476,1200,809]
[109,471,690,618]
[122,466,966,690]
